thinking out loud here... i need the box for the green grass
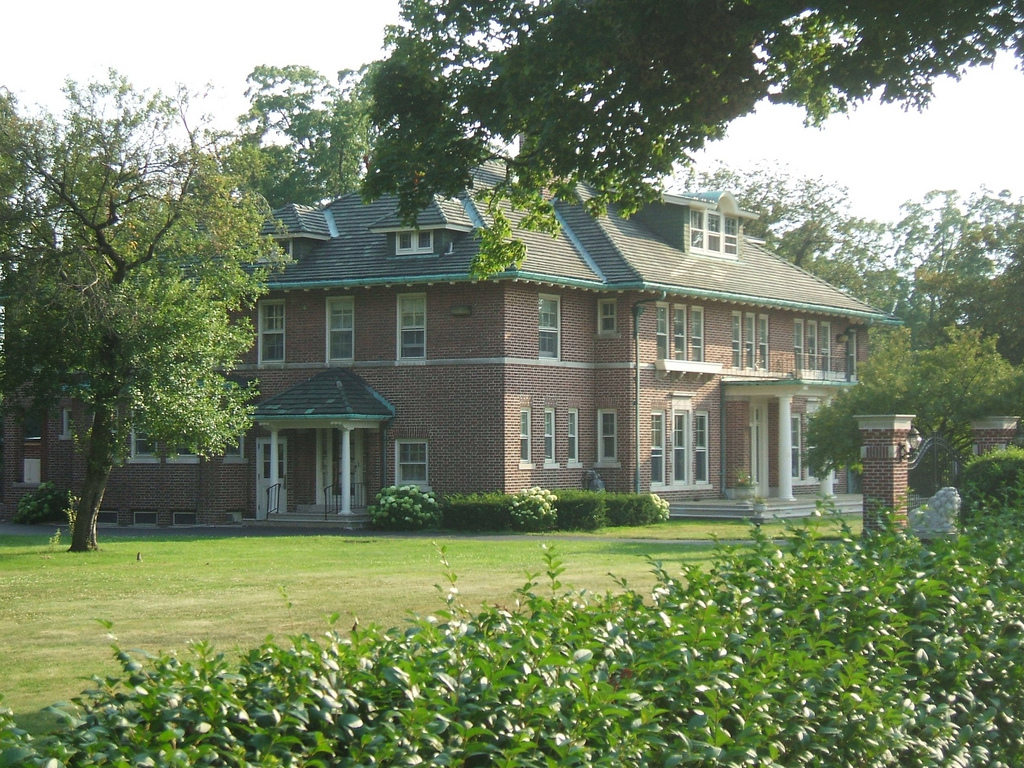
[0,515,859,727]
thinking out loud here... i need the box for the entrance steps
[263,504,371,529]
[670,494,862,521]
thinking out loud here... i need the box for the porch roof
[253,369,395,423]
[723,376,856,399]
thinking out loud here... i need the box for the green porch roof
[253,369,395,422]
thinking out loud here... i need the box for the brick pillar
[969,417,1020,456]
[856,414,915,532]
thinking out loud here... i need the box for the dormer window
[397,230,433,255]
[690,209,739,256]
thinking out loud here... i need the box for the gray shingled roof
[263,166,893,323]
[264,203,332,238]
[254,369,394,421]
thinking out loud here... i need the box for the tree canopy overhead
[365,0,1024,274]
[0,75,279,551]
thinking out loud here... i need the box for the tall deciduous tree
[365,0,1024,275]
[806,327,1023,476]
[236,65,371,208]
[0,76,279,551]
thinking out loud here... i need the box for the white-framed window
[538,295,560,359]
[694,412,709,483]
[744,313,756,369]
[672,411,689,485]
[567,408,580,466]
[673,306,687,361]
[397,230,433,255]
[806,321,818,372]
[794,319,805,373]
[397,440,428,485]
[690,208,740,256]
[598,299,617,334]
[690,307,704,362]
[655,304,669,359]
[259,301,285,363]
[757,315,769,371]
[651,412,665,486]
[327,297,354,362]
[820,320,832,372]
[130,428,157,463]
[398,294,426,359]
[846,329,858,378]
[59,408,72,440]
[168,446,199,464]
[731,312,742,368]
[520,409,532,466]
[224,435,245,463]
[597,410,617,463]
[791,415,803,479]
[544,407,557,467]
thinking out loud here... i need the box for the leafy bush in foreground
[960,446,1024,521]
[6,514,1024,766]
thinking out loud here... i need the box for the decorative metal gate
[908,434,965,512]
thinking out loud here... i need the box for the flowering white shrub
[510,486,558,532]
[649,493,670,522]
[368,485,441,531]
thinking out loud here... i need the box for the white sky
[3,0,1022,224]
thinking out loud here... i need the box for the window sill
[596,332,621,340]
[567,461,583,469]
[519,461,535,470]
[128,456,160,464]
[543,461,561,470]
[594,461,621,469]
[222,456,246,464]
[167,456,200,465]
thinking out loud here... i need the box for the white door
[750,403,769,497]
[256,437,287,519]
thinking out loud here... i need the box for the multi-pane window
[520,409,531,463]
[846,330,858,379]
[651,413,665,485]
[398,295,426,359]
[598,299,617,334]
[673,412,688,484]
[538,295,560,359]
[397,230,433,255]
[820,321,832,372]
[598,410,617,462]
[544,408,556,465]
[131,429,154,460]
[655,304,669,359]
[60,408,72,440]
[794,319,805,372]
[567,409,579,464]
[397,441,428,485]
[690,209,740,256]
[744,313,756,369]
[731,312,742,368]
[791,415,802,479]
[259,301,285,363]
[673,307,687,361]
[757,315,769,370]
[690,307,704,362]
[327,297,354,361]
[694,412,709,483]
[806,321,818,372]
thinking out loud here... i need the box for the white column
[269,427,280,513]
[340,426,352,515]
[778,395,795,501]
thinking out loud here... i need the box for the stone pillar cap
[969,416,1020,431]
[854,414,916,431]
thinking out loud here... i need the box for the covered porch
[253,369,394,520]
[723,376,854,502]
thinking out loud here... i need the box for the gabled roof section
[665,191,758,219]
[369,196,474,233]
[264,203,334,239]
[253,369,394,422]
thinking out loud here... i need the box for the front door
[256,437,288,519]
[750,402,769,497]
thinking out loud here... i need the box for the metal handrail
[266,483,282,516]
[324,485,340,519]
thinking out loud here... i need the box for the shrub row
[961,445,1024,522]
[381,487,671,532]
[8,513,1024,765]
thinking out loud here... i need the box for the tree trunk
[69,406,116,552]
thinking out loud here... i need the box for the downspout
[632,292,666,494]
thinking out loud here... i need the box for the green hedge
[552,489,606,530]
[603,492,669,526]
[441,492,514,531]
[960,446,1024,521]
[12,482,76,525]
[9,515,1024,765]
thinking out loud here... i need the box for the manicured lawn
[0,514,859,726]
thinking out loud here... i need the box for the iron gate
[908,434,965,512]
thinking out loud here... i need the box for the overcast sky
[4,1,1021,224]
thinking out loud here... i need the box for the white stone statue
[909,487,960,539]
